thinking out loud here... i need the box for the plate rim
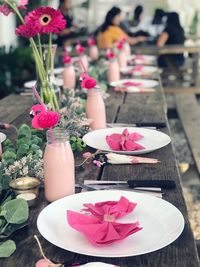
[37,190,185,258]
[0,132,6,143]
[82,127,171,155]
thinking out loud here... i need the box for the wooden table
[0,83,199,266]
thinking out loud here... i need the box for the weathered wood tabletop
[0,81,199,266]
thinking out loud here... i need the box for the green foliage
[0,197,29,258]
[0,47,35,99]
[2,124,44,162]
[70,136,86,152]
[0,240,16,258]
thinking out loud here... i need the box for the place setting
[127,54,157,65]
[110,79,159,93]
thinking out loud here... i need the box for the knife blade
[86,180,176,189]
[77,183,164,194]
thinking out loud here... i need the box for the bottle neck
[46,129,69,145]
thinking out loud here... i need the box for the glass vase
[35,45,61,111]
[43,129,75,202]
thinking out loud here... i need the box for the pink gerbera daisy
[24,7,66,34]
[15,24,39,38]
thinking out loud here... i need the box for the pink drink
[118,50,127,69]
[89,45,99,61]
[44,129,75,202]
[124,42,131,57]
[107,59,120,83]
[86,89,106,130]
[63,64,76,89]
[79,54,88,72]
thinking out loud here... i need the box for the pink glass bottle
[118,50,127,69]
[86,88,106,130]
[44,129,75,202]
[0,143,2,158]
[89,45,99,61]
[124,42,131,57]
[79,54,88,72]
[107,58,120,83]
[63,63,76,89]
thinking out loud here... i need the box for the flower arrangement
[0,1,67,110]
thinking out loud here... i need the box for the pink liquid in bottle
[89,45,99,61]
[79,54,88,72]
[124,42,131,57]
[86,88,106,130]
[0,143,2,158]
[63,64,76,89]
[107,59,120,83]
[44,129,75,202]
[118,50,127,69]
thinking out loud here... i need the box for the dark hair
[101,6,121,32]
[133,5,143,25]
[152,9,166,24]
[166,12,182,28]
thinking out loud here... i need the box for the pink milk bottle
[122,38,131,57]
[116,40,127,69]
[89,45,99,61]
[79,54,88,72]
[63,63,76,89]
[44,129,75,202]
[86,88,106,130]
[62,52,76,89]
[107,59,120,83]
[0,143,2,158]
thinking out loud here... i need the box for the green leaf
[0,240,16,258]
[16,144,29,159]
[1,151,16,165]
[2,199,29,224]
[18,124,31,139]
[0,174,11,191]
[0,222,28,238]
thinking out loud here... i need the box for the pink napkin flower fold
[67,210,141,246]
[67,196,142,246]
[134,55,145,60]
[106,128,145,151]
[83,196,137,219]
[122,81,143,87]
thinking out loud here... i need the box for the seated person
[149,9,166,38]
[57,0,80,47]
[97,6,147,49]
[157,12,185,67]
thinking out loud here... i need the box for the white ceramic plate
[110,79,159,88]
[83,127,171,155]
[127,54,156,65]
[24,79,63,88]
[0,132,6,143]
[37,190,184,257]
[120,66,158,76]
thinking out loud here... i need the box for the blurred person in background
[157,12,185,67]
[57,0,80,47]
[97,6,147,49]
[131,5,143,27]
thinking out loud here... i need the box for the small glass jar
[43,129,75,202]
[86,88,106,130]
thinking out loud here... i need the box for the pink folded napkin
[67,196,142,246]
[106,128,145,151]
[83,196,137,219]
[134,55,145,61]
[131,65,144,72]
[122,81,143,87]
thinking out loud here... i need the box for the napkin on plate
[131,66,144,73]
[106,128,145,151]
[67,196,142,246]
[122,81,143,87]
[82,196,137,219]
